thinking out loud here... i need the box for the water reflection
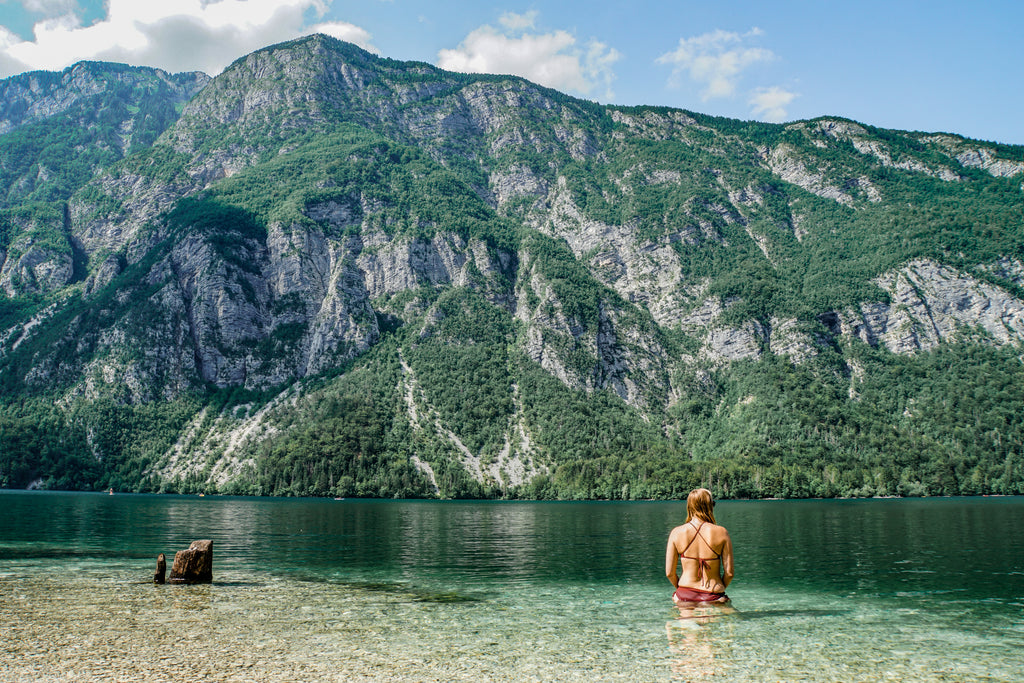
[666,604,737,681]
[724,497,1024,600]
[4,493,1024,600]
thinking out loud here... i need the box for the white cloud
[657,28,774,100]
[749,86,797,123]
[438,12,620,100]
[20,0,78,15]
[0,24,31,76]
[0,0,378,78]
[498,10,537,32]
[307,20,376,49]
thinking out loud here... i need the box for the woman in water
[665,488,734,604]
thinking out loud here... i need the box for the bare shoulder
[668,524,689,545]
[709,522,732,543]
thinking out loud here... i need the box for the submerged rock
[168,540,213,584]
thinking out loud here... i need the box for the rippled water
[2,492,1022,681]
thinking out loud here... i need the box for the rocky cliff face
[0,61,208,137]
[0,208,73,296]
[838,259,1024,353]
[2,35,1024,494]
[0,61,210,300]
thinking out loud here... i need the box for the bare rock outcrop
[839,259,1024,353]
[924,136,1024,178]
[0,242,73,296]
[701,324,764,363]
[811,120,960,181]
[513,247,669,407]
[765,145,855,206]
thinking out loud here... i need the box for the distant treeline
[3,337,1022,500]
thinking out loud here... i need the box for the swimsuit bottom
[673,586,729,603]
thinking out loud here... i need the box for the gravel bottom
[0,568,670,682]
[3,565,1022,682]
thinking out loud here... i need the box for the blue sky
[0,0,1020,144]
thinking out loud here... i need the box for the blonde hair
[685,488,716,525]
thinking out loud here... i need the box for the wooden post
[154,553,167,584]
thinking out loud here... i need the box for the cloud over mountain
[0,0,377,77]
[657,27,798,121]
[749,86,798,123]
[437,11,620,100]
[657,27,774,100]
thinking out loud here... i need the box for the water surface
[2,492,1022,681]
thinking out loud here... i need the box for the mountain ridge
[1,34,1023,499]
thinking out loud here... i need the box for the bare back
[665,520,734,594]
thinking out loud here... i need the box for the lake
[1,492,1022,681]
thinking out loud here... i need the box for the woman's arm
[665,529,680,587]
[719,529,734,589]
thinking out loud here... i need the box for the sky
[0,0,1021,145]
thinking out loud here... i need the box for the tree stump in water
[168,540,213,584]
[154,553,166,584]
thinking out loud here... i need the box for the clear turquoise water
[1,492,1022,681]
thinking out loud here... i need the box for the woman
[665,488,734,604]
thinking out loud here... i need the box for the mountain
[2,34,1023,499]
[0,60,209,296]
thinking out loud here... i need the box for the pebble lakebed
[3,561,1018,682]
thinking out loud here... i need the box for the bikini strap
[680,521,705,557]
[680,521,715,583]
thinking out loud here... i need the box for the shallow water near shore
[2,492,1023,681]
